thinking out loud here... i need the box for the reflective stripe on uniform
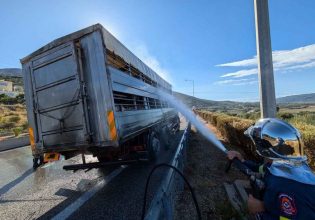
[259,164,265,175]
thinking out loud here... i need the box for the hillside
[173,91,258,112]
[0,68,22,77]
[0,67,314,105]
[277,93,315,104]
[174,91,315,109]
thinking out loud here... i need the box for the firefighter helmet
[245,118,306,161]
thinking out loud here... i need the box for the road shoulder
[174,121,247,219]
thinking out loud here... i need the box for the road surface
[0,122,186,220]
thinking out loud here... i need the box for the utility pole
[254,0,276,118]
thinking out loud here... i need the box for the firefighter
[227,118,315,219]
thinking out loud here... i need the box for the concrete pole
[254,0,277,118]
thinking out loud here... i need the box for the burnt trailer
[21,24,179,168]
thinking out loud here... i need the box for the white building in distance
[0,80,13,92]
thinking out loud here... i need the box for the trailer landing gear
[33,156,44,169]
[63,159,144,171]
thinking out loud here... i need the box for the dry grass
[0,104,28,137]
[291,121,315,168]
[280,105,315,113]
[197,110,315,170]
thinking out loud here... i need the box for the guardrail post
[162,195,173,220]
[177,150,184,191]
[183,135,187,166]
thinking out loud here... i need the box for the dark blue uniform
[243,160,315,220]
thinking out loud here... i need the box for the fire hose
[141,163,202,220]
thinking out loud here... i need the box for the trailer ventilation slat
[113,91,168,112]
[107,49,159,88]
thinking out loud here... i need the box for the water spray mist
[157,90,228,154]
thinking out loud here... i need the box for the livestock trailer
[21,24,179,168]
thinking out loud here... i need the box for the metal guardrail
[0,135,30,152]
[144,123,191,220]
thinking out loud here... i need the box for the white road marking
[52,166,126,220]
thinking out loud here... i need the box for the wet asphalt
[0,122,186,220]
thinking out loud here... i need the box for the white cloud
[217,44,315,78]
[220,68,258,78]
[132,45,172,83]
[215,78,258,86]
[218,44,315,68]
[285,60,315,71]
[273,44,315,69]
[217,57,257,67]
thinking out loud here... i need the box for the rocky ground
[175,120,248,220]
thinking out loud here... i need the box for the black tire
[147,131,161,161]
[160,127,170,150]
[174,116,180,133]
[97,155,107,163]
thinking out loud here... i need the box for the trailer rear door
[30,42,90,149]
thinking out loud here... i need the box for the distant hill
[0,68,22,77]
[173,91,315,113]
[277,93,315,104]
[0,68,313,105]
[173,91,258,112]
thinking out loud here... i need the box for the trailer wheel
[147,132,161,161]
[160,127,170,150]
[97,155,107,163]
[174,116,180,132]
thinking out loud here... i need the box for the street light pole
[254,0,276,118]
[185,79,194,98]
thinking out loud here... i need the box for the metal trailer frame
[20,24,178,162]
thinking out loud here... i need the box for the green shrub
[197,110,315,169]
[12,127,23,137]
[0,121,15,129]
[0,94,16,104]
[22,121,29,130]
[8,115,20,123]
[278,112,294,120]
[0,94,24,105]
[197,110,256,159]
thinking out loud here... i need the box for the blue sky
[0,0,314,101]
